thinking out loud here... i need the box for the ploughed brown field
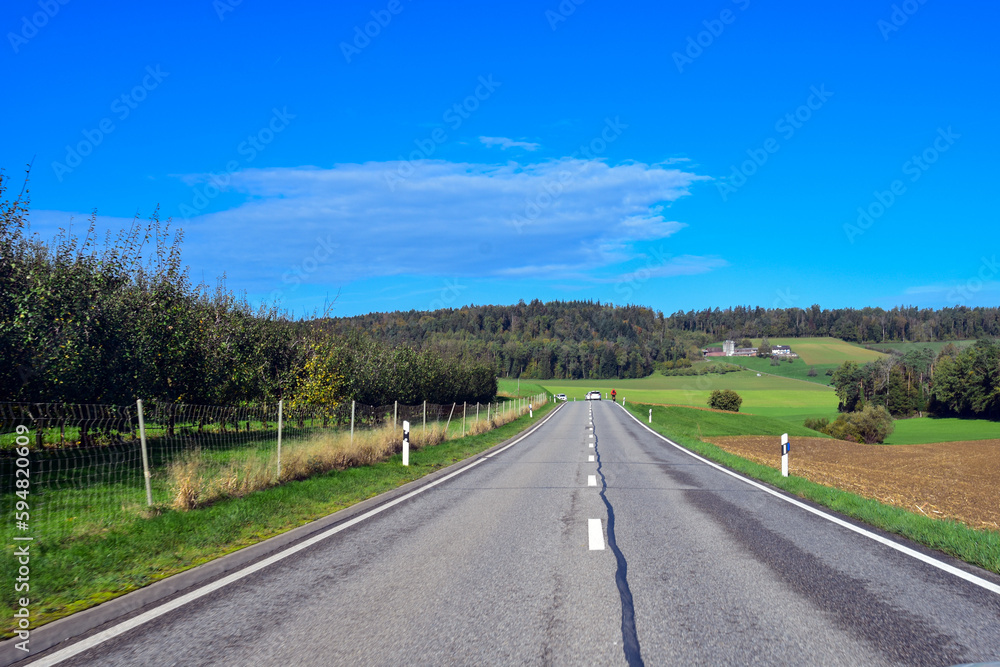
[705,436,1000,533]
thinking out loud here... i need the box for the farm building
[733,347,758,356]
[773,345,792,355]
[703,346,725,357]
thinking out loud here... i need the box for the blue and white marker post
[781,433,790,477]
[402,420,410,467]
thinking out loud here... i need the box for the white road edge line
[25,404,566,666]
[589,518,605,550]
[616,404,1000,597]
[588,475,597,487]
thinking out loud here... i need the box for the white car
[555,393,567,401]
[586,391,602,400]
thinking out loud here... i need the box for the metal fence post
[462,402,467,437]
[423,400,426,434]
[277,399,283,480]
[394,400,398,432]
[136,399,153,507]
[351,400,355,445]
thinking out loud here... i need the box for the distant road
[20,402,1000,666]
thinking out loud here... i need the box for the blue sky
[4,0,998,317]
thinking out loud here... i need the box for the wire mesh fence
[1,393,548,544]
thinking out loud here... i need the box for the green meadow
[712,336,887,365]
[711,355,838,386]
[496,378,548,397]
[539,371,839,423]
[884,417,1000,445]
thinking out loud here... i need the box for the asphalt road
[21,401,1000,665]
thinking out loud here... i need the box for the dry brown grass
[166,423,451,510]
[167,398,547,511]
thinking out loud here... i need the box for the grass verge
[1,400,557,637]
[624,402,1000,577]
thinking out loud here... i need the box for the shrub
[848,404,895,444]
[708,389,742,412]
[807,367,818,377]
[804,417,829,432]
[807,405,894,444]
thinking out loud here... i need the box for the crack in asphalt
[592,409,645,667]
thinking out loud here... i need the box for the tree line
[0,170,495,407]
[829,341,1000,420]
[664,304,1000,342]
[317,301,1000,381]
[310,301,712,381]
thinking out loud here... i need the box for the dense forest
[316,302,1000,381]
[663,305,1000,342]
[310,301,707,380]
[830,341,1000,420]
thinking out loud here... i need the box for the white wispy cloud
[905,281,1000,295]
[479,136,541,151]
[32,158,715,297]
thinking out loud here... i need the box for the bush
[848,404,895,444]
[808,405,894,444]
[769,357,780,366]
[708,389,742,412]
[807,367,818,377]
[804,417,829,432]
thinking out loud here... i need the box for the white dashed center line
[588,455,595,462]
[587,475,597,487]
[588,519,605,550]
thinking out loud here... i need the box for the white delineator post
[136,399,153,507]
[648,408,652,424]
[402,420,410,467]
[277,399,283,480]
[781,432,790,477]
[529,404,533,418]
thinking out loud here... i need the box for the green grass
[496,378,548,397]
[713,336,887,365]
[632,404,825,440]
[625,401,1000,576]
[711,356,838,386]
[884,417,1000,445]
[539,372,839,423]
[0,401,556,636]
